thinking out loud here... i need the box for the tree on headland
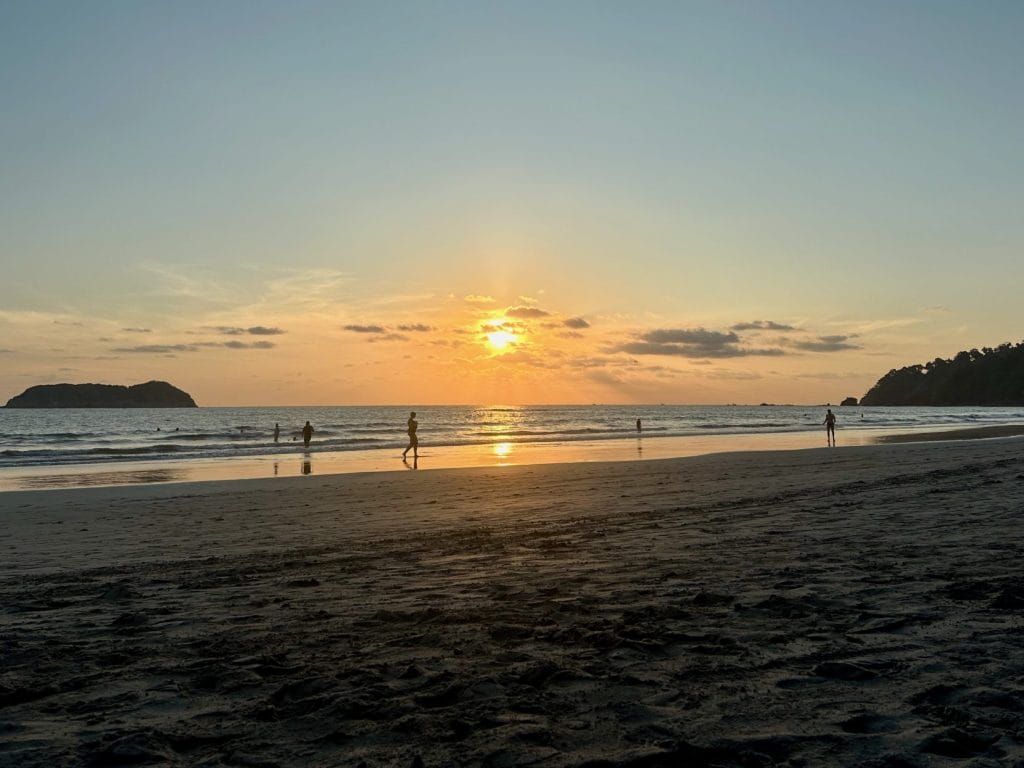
[860,341,1024,406]
[4,381,197,408]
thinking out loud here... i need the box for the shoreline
[4,437,1024,765]
[2,422,1023,492]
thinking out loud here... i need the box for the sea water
[2,404,1023,470]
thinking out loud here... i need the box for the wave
[4,405,1024,470]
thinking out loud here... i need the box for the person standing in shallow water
[823,408,836,447]
[302,420,314,448]
[402,411,418,460]
[273,423,280,443]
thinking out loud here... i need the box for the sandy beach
[3,436,1024,766]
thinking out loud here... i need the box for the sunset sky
[2,2,1022,405]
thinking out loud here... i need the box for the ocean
[3,404,1023,471]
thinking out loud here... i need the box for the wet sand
[874,423,1024,444]
[3,437,1024,766]
[0,426,896,492]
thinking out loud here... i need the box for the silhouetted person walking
[824,408,836,447]
[402,411,418,460]
[636,418,642,433]
[302,420,314,448]
[273,423,280,443]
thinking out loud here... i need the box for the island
[4,381,198,408]
[860,341,1024,406]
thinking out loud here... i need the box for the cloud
[396,324,434,332]
[560,331,584,339]
[616,327,784,358]
[121,327,152,333]
[214,325,286,336]
[0,348,12,354]
[790,335,860,352]
[113,340,276,353]
[642,328,738,346]
[247,326,285,336]
[112,344,198,354]
[481,320,527,334]
[563,317,590,329]
[464,294,495,304]
[795,371,865,380]
[731,320,797,332]
[505,305,550,318]
[618,342,785,358]
[701,369,764,380]
[367,333,409,342]
[222,340,276,349]
[343,324,387,334]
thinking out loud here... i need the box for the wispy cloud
[112,344,199,354]
[246,326,285,336]
[214,325,286,336]
[731,320,797,332]
[480,320,527,334]
[795,371,866,380]
[615,328,785,358]
[113,340,275,353]
[343,324,387,334]
[221,340,276,349]
[789,335,860,352]
[505,305,550,318]
[563,317,590,329]
[396,324,434,332]
[464,294,495,304]
[121,327,152,333]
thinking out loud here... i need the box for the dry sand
[3,437,1024,767]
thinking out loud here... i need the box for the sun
[486,330,517,350]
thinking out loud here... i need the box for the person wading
[823,408,836,447]
[402,411,418,460]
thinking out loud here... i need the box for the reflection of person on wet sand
[301,457,312,475]
[302,420,314,448]
[402,411,418,460]
[824,408,836,447]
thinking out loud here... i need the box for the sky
[2,1,1022,405]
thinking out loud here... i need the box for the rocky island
[4,381,197,408]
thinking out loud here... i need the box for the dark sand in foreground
[3,437,1024,766]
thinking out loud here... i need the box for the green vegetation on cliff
[861,342,1024,406]
[4,381,197,408]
